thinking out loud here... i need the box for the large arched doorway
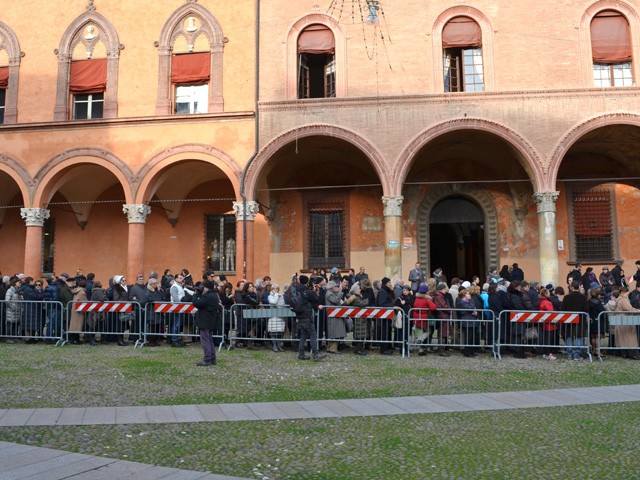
[429,197,485,280]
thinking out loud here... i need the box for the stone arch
[286,13,346,99]
[548,112,640,190]
[392,117,545,194]
[0,20,23,124]
[33,148,133,206]
[54,8,121,120]
[155,1,225,114]
[0,154,32,206]
[418,184,499,275]
[431,6,496,92]
[136,143,242,203]
[245,124,390,200]
[579,0,640,85]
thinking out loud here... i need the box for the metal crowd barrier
[497,310,591,362]
[63,301,144,347]
[145,302,220,349]
[407,308,497,359]
[0,299,65,345]
[324,306,405,356]
[228,304,297,350]
[596,311,640,361]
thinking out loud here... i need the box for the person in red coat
[412,285,437,356]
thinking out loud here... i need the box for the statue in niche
[84,25,96,40]
[225,237,236,272]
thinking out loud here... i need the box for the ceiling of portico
[404,130,531,185]
[559,125,640,183]
[256,135,382,194]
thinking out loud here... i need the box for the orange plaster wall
[8,0,256,123]
[615,184,640,267]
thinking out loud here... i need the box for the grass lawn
[0,343,639,479]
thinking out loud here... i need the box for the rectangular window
[73,92,104,119]
[308,207,345,269]
[175,84,208,114]
[570,186,615,262]
[0,88,5,124]
[42,217,55,275]
[444,48,484,92]
[206,214,236,273]
[593,62,633,87]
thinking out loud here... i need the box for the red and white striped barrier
[75,302,133,313]
[326,307,396,319]
[509,312,580,324]
[153,303,198,314]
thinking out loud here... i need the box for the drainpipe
[239,0,260,280]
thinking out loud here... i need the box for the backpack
[288,288,307,315]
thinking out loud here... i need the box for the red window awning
[591,11,632,63]
[171,52,211,84]
[298,24,335,54]
[0,67,9,89]
[442,16,482,49]
[69,59,107,94]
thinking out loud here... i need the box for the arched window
[0,21,22,124]
[297,24,336,98]
[156,3,224,115]
[442,16,483,92]
[54,10,120,121]
[591,10,633,87]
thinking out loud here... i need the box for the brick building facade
[1,0,639,288]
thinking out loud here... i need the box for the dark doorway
[429,197,485,280]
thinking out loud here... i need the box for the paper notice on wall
[403,237,412,249]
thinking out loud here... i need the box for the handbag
[394,313,403,329]
[524,326,539,341]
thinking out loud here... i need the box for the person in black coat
[560,281,589,360]
[192,280,221,366]
[376,277,395,355]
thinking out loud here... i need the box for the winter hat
[545,283,554,291]
[349,282,360,294]
[418,285,428,294]
[436,283,447,291]
[590,282,600,290]
[299,275,309,285]
[530,281,539,289]
[16,273,25,280]
[461,281,471,289]
[331,267,338,274]
[59,272,69,279]
[2,276,10,283]
[433,268,442,275]
[402,285,412,291]
[381,277,391,286]
[114,275,124,284]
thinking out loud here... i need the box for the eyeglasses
[35,283,42,286]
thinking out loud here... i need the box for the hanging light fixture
[365,0,380,24]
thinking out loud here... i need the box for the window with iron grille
[570,186,615,262]
[205,214,236,273]
[308,207,345,269]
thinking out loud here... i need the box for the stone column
[382,196,404,280]
[123,204,151,281]
[20,208,50,278]
[233,201,260,281]
[534,192,560,287]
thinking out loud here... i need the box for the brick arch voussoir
[136,144,242,203]
[245,125,390,200]
[417,184,499,274]
[58,11,121,56]
[548,113,640,190]
[33,148,134,206]
[0,154,33,206]
[393,118,545,194]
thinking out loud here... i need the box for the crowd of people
[2,260,640,365]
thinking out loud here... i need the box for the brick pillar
[20,208,50,278]
[233,201,260,281]
[382,196,404,280]
[122,204,151,281]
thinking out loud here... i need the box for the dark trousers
[200,329,217,364]
[297,318,318,357]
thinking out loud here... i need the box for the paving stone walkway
[1,384,639,427]
[1,384,639,479]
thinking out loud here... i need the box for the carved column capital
[122,204,151,224]
[534,191,559,213]
[382,195,404,217]
[233,201,260,221]
[20,208,50,227]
